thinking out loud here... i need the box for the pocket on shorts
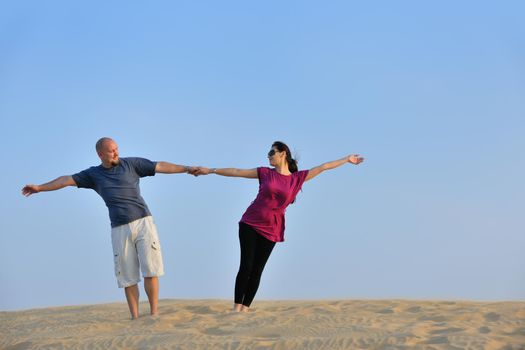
[113,253,121,277]
[151,240,161,251]
[139,239,164,277]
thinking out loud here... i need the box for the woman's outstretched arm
[193,167,258,179]
[305,154,364,182]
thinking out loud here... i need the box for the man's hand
[22,184,40,197]
[21,176,76,195]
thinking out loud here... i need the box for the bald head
[96,137,120,168]
[96,137,115,153]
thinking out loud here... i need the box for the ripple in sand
[201,326,235,336]
[252,332,282,340]
[511,327,525,336]
[430,327,464,334]
[423,335,449,344]
[4,341,34,350]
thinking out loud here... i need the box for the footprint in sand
[484,312,501,322]
[376,308,394,314]
[185,306,213,315]
[478,326,491,334]
[142,316,161,326]
[418,315,447,322]
[406,306,421,313]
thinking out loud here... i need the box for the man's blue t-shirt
[72,157,157,228]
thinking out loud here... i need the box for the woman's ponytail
[286,153,298,173]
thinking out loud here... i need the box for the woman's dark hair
[272,141,298,173]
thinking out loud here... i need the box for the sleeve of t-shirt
[257,167,270,184]
[128,157,157,177]
[292,170,309,196]
[72,168,94,189]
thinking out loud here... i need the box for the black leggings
[235,223,276,307]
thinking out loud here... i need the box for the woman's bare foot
[241,305,250,312]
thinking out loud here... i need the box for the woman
[194,141,364,312]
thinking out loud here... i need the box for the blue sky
[1,1,524,311]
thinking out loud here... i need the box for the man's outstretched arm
[155,162,194,174]
[22,176,77,197]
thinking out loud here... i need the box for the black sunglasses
[268,149,279,157]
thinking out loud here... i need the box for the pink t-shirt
[240,167,309,242]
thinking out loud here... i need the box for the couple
[22,137,364,319]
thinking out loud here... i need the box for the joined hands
[186,166,210,177]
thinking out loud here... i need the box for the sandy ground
[1,299,524,349]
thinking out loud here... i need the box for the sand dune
[1,299,524,349]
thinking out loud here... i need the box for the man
[22,137,193,319]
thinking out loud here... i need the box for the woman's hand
[348,154,364,165]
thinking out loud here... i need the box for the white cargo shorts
[111,216,164,288]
